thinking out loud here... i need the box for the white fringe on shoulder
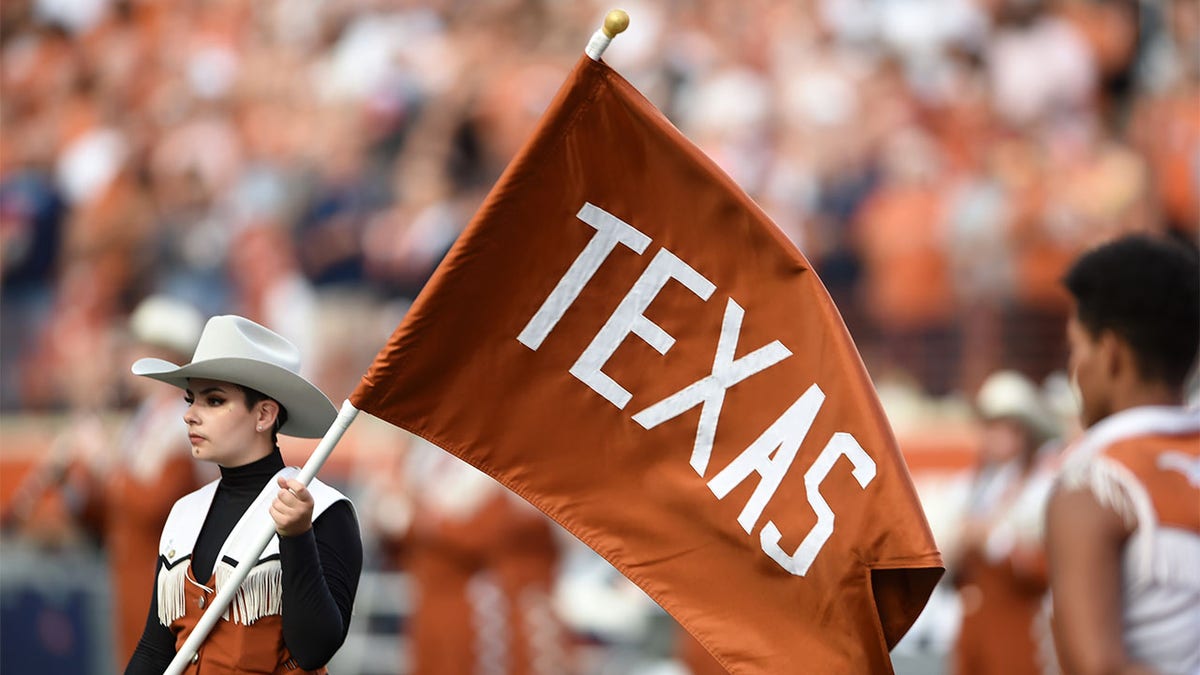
[1059,455,1142,530]
[1059,454,1200,589]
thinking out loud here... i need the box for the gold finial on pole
[586,9,630,61]
[602,9,630,39]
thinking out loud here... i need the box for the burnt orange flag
[352,54,943,674]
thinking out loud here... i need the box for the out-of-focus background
[0,0,1195,673]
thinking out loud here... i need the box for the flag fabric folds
[352,54,943,674]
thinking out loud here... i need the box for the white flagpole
[166,11,627,671]
[585,9,630,61]
[163,399,360,675]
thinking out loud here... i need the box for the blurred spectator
[0,160,65,410]
[294,128,379,289]
[3,0,1194,412]
[855,126,959,395]
[227,222,321,377]
[1129,0,1200,241]
[985,0,1096,128]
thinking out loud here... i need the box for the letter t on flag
[352,53,943,674]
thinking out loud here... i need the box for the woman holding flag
[124,315,362,674]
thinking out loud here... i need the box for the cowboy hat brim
[132,356,337,438]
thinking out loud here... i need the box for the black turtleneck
[125,450,362,673]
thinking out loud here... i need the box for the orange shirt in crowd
[856,182,954,330]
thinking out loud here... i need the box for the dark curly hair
[1063,234,1200,390]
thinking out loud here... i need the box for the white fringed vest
[156,466,349,627]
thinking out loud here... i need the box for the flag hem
[385,413,945,675]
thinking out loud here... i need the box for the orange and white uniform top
[155,467,350,674]
[1055,405,1200,674]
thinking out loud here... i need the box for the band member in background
[951,370,1060,675]
[2,295,212,668]
[396,436,573,675]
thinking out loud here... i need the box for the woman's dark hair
[1063,234,1200,389]
[239,385,289,449]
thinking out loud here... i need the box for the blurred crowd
[1,0,1198,673]
[3,0,1197,414]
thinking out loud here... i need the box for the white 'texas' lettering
[518,201,878,577]
[707,385,825,534]
[518,202,651,350]
[632,299,791,476]
[570,248,716,408]
[760,433,875,576]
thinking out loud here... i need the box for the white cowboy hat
[132,315,336,438]
[976,370,1059,443]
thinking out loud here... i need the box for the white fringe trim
[154,469,348,629]
[468,573,507,675]
[1060,455,1200,589]
[157,562,191,626]
[521,587,567,675]
[214,559,283,625]
[1059,456,1140,530]
[1034,598,1060,675]
[157,559,283,627]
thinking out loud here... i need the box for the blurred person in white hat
[1,295,216,668]
[124,314,362,674]
[950,369,1062,675]
[101,295,216,667]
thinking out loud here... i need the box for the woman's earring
[257,426,263,432]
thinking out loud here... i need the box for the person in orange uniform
[2,295,211,668]
[104,296,212,665]
[950,370,1060,675]
[400,439,573,675]
[124,315,362,674]
[1046,234,1199,674]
